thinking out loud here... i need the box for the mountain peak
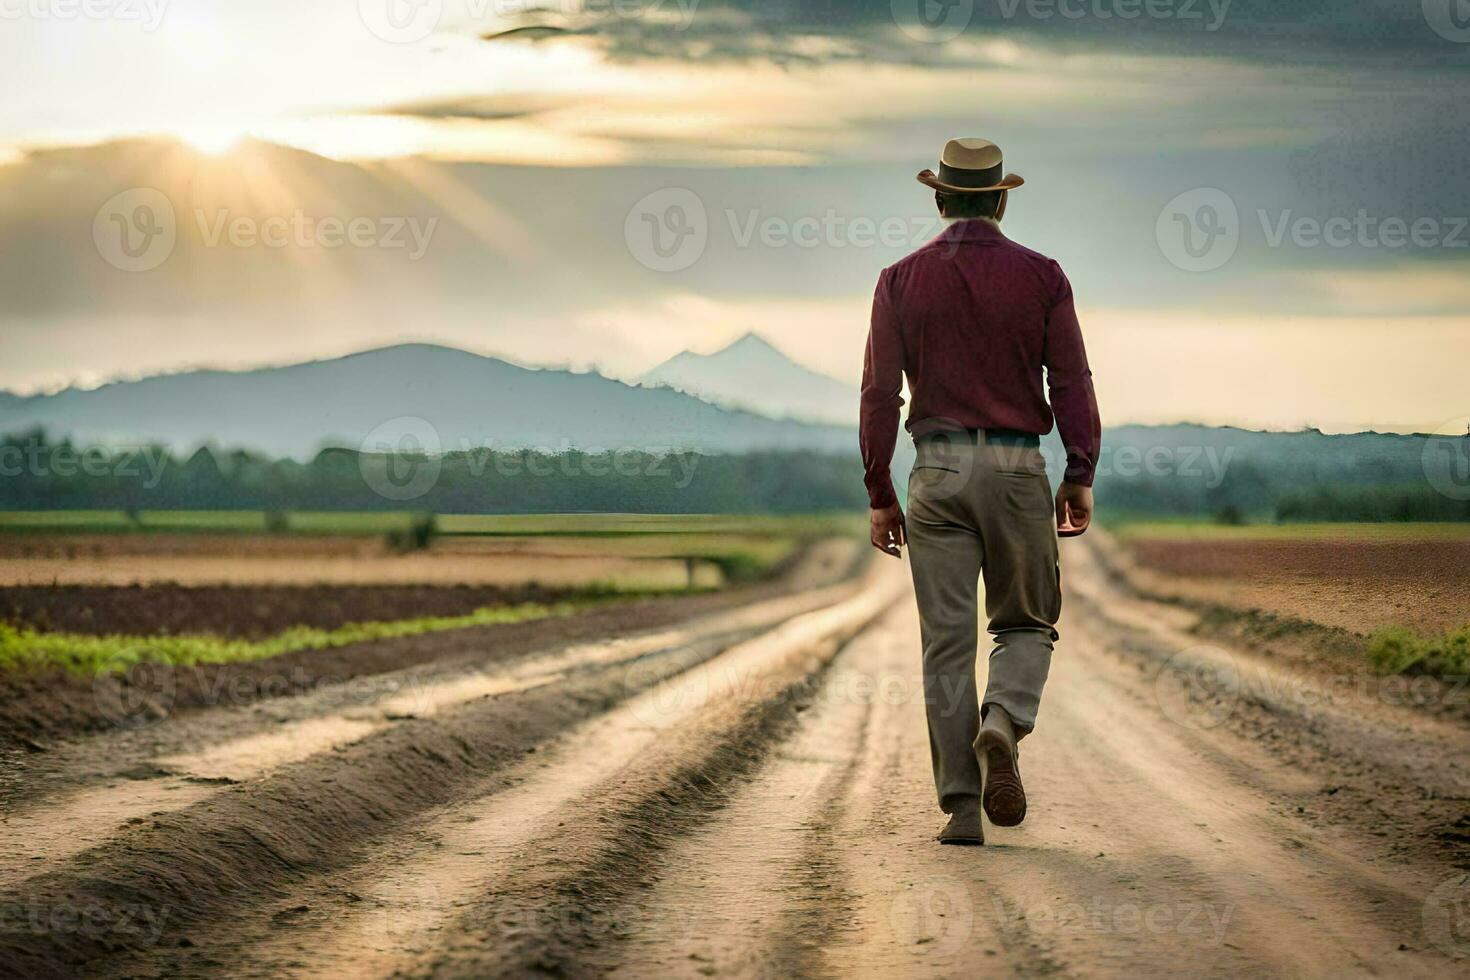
[720,332,781,355]
[638,333,857,426]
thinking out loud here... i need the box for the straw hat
[916,138,1025,194]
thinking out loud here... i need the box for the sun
[177,126,246,156]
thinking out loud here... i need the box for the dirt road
[2,540,1467,977]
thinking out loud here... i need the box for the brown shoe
[936,800,984,845]
[976,705,1026,827]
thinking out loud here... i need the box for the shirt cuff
[1063,464,1095,487]
[867,481,899,510]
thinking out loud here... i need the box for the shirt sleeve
[859,269,906,509]
[1042,264,1101,486]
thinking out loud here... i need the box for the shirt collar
[937,217,1007,244]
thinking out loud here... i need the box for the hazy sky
[2,0,1468,432]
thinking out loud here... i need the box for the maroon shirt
[859,218,1101,509]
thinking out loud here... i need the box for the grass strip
[1368,625,1470,677]
[1108,520,1470,542]
[1187,603,1470,680]
[0,600,597,677]
[0,510,869,538]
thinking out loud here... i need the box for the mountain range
[0,343,855,459]
[4,336,1447,512]
[637,333,858,426]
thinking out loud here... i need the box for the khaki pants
[905,432,1060,813]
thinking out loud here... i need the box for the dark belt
[917,428,1040,448]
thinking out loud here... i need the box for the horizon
[0,333,1450,438]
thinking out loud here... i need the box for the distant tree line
[1055,426,1470,523]
[1271,487,1470,522]
[2,428,1466,521]
[0,431,868,514]
[1093,464,1470,523]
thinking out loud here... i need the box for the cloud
[2,0,1467,433]
[377,93,573,122]
[491,0,1470,68]
[1288,263,1470,316]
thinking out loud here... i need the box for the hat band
[936,160,1003,189]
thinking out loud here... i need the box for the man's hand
[870,504,907,558]
[1056,482,1093,537]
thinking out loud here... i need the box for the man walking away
[859,138,1101,845]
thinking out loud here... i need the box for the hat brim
[916,169,1024,193]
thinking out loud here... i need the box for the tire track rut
[0,576,882,978]
[4,537,1465,978]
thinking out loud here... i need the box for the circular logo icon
[1423,873,1470,958]
[93,188,176,273]
[1156,187,1239,272]
[93,652,176,729]
[889,874,974,955]
[1424,0,1470,43]
[621,656,710,728]
[1154,645,1241,730]
[1421,416,1470,501]
[891,0,975,43]
[624,187,708,272]
[358,0,443,44]
[909,426,980,503]
[358,416,443,501]
[377,877,443,947]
